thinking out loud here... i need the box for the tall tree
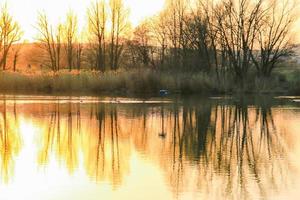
[63,10,78,71]
[132,20,152,66]
[36,12,62,72]
[214,0,264,82]
[12,45,21,72]
[75,39,83,71]
[250,0,295,77]
[87,0,107,71]
[165,0,189,68]
[109,0,129,70]
[0,5,22,70]
[150,11,168,67]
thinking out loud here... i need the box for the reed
[0,69,298,96]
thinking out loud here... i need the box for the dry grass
[0,68,298,96]
[0,69,230,95]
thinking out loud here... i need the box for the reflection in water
[0,100,21,183]
[0,96,298,199]
[83,104,130,188]
[37,101,80,173]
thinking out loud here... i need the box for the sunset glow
[7,0,165,41]
[0,97,299,200]
[0,0,298,199]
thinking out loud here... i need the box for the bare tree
[75,41,83,70]
[184,4,215,71]
[0,5,22,70]
[150,12,168,67]
[36,12,62,72]
[109,0,130,70]
[250,0,295,77]
[12,45,21,72]
[56,23,62,71]
[214,0,264,82]
[165,0,189,68]
[87,0,107,71]
[63,10,78,71]
[131,20,152,67]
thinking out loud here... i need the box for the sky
[5,0,165,41]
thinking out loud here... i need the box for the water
[0,95,299,200]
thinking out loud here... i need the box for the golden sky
[6,0,165,41]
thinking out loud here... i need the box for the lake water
[0,95,300,200]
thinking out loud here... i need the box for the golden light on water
[0,100,174,200]
[0,98,299,199]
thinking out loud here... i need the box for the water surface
[0,95,299,200]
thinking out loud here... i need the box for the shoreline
[0,69,299,97]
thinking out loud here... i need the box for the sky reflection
[0,96,298,200]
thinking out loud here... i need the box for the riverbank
[0,69,299,96]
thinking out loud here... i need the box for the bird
[158,132,166,138]
[159,90,169,96]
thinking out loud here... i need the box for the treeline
[0,0,297,86]
[129,0,295,81]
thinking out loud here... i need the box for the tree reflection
[0,96,293,199]
[159,97,291,199]
[83,104,130,188]
[38,102,130,188]
[37,101,80,173]
[0,99,21,183]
